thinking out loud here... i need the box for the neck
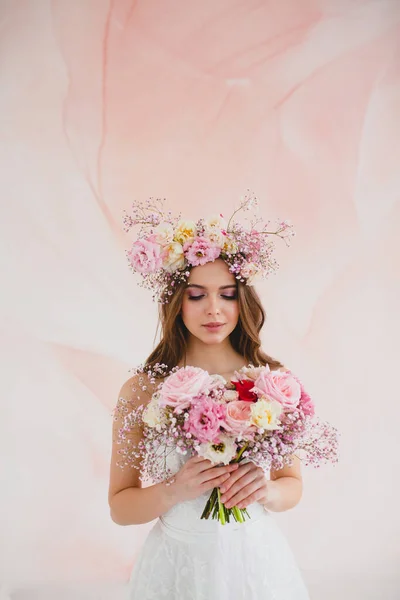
[180,336,246,375]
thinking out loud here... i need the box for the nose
[205,293,221,316]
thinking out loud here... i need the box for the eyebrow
[186,284,237,290]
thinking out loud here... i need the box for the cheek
[181,298,199,322]
[227,302,239,322]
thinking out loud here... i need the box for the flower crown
[122,191,295,303]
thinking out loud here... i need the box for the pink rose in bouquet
[158,366,214,412]
[224,400,255,436]
[128,238,162,274]
[292,375,315,417]
[252,370,301,411]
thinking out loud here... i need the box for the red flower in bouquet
[232,379,258,402]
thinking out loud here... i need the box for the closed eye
[187,295,237,301]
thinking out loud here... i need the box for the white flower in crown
[203,215,227,247]
[240,262,263,285]
[221,234,238,255]
[162,242,186,272]
[173,220,197,245]
[153,222,174,245]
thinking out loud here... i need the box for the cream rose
[162,242,186,272]
[250,398,283,430]
[203,215,227,246]
[153,222,174,245]
[173,220,197,245]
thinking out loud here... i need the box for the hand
[219,461,271,509]
[165,455,239,504]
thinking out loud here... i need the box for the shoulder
[113,371,153,422]
[114,365,169,416]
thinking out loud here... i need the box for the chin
[197,328,233,344]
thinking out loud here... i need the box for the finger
[220,470,263,503]
[189,455,212,465]
[197,461,238,476]
[199,463,238,483]
[236,488,267,509]
[224,480,265,508]
[200,471,232,493]
[219,463,255,494]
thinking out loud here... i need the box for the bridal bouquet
[114,363,339,525]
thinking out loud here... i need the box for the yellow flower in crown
[173,220,197,245]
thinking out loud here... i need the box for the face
[181,259,239,345]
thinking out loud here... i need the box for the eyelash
[187,295,237,301]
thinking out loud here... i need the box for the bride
[108,255,311,599]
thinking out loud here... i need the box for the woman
[109,256,311,599]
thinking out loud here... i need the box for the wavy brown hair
[144,278,284,373]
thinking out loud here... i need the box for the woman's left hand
[219,461,271,509]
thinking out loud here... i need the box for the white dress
[127,445,310,600]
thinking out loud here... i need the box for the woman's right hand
[165,455,239,504]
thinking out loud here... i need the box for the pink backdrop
[1,1,400,598]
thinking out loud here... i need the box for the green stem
[217,488,226,525]
[232,505,245,523]
[233,442,249,463]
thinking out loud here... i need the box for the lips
[203,323,225,330]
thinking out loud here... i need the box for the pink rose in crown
[183,396,227,443]
[128,238,162,274]
[224,400,255,436]
[158,366,214,412]
[252,370,301,411]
